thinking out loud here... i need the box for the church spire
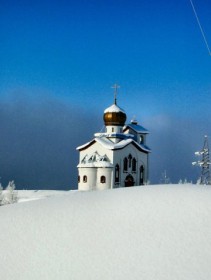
[111,83,120,105]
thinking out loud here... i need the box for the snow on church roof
[104,104,125,114]
[95,137,132,149]
[124,123,149,134]
[96,137,151,152]
[76,139,95,151]
[77,136,151,153]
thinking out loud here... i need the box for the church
[77,85,151,190]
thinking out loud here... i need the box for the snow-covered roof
[95,137,132,150]
[76,139,95,151]
[77,135,151,153]
[124,123,149,134]
[95,137,151,152]
[94,132,135,140]
[104,104,125,114]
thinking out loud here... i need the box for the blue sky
[1,0,211,188]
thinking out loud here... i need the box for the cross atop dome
[111,83,120,105]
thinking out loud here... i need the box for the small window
[132,158,137,172]
[124,157,128,172]
[112,127,114,132]
[115,164,120,183]
[78,176,80,183]
[101,176,106,183]
[83,175,87,183]
[140,136,144,144]
[140,166,144,185]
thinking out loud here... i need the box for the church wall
[106,125,123,134]
[78,142,114,190]
[78,142,149,190]
[78,167,97,191]
[96,168,112,190]
[112,145,148,187]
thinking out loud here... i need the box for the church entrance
[125,174,134,187]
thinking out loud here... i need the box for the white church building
[77,86,151,190]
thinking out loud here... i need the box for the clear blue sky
[1,0,211,188]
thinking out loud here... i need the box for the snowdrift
[0,185,211,280]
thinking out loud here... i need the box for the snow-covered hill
[0,185,211,280]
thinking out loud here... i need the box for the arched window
[78,176,80,183]
[100,176,106,183]
[140,166,144,185]
[124,157,128,172]
[132,158,137,172]
[115,164,120,183]
[128,154,132,168]
[83,175,87,183]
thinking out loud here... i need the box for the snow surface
[16,190,68,203]
[1,185,211,280]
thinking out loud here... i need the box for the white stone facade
[77,103,150,190]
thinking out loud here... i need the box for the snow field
[0,185,211,280]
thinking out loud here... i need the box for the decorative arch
[125,174,135,187]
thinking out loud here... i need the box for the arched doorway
[125,174,134,187]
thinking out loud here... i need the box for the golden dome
[103,104,127,126]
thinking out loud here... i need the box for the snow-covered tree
[2,181,18,205]
[196,177,201,185]
[183,178,188,184]
[160,170,171,184]
[178,178,192,185]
